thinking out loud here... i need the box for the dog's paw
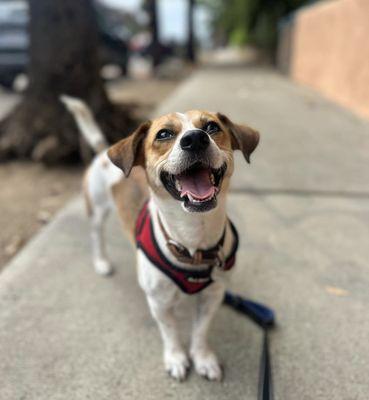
[93,258,114,276]
[164,350,190,381]
[191,349,223,381]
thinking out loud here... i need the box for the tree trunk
[186,0,196,63]
[147,0,161,69]
[0,0,135,164]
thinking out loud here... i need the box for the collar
[135,201,239,295]
[157,212,227,269]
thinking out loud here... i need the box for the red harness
[135,202,239,294]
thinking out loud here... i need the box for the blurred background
[0,0,368,268]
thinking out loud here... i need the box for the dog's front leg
[190,281,225,381]
[146,295,190,381]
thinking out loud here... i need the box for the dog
[61,95,259,381]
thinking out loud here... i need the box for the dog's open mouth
[160,162,227,212]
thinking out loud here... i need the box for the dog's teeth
[210,173,215,185]
[187,193,194,202]
[175,180,182,192]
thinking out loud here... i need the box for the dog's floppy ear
[107,121,151,176]
[217,113,260,163]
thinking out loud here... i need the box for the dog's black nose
[180,130,210,152]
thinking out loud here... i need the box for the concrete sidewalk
[1,67,369,400]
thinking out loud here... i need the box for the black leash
[223,292,275,400]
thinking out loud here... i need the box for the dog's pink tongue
[179,168,214,200]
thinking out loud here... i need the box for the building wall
[290,0,369,120]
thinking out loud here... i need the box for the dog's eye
[155,129,175,141]
[203,121,220,135]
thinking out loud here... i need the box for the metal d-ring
[167,239,188,256]
[214,246,225,269]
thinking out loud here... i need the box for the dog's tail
[60,95,109,153]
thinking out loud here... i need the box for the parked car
[0,1,28,88]
[0,1,129,90]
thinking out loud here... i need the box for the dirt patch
[0,162,83,268]
[0,78,180,270]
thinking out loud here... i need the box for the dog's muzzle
[159,129,227,213]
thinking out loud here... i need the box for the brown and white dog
[61,95,259,382]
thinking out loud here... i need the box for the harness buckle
[187,276,211,283]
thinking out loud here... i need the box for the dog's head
[108,111,259,213]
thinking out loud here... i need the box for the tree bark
[147,0,161,69]
[186,0,196,63]
[0,0,135,164]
